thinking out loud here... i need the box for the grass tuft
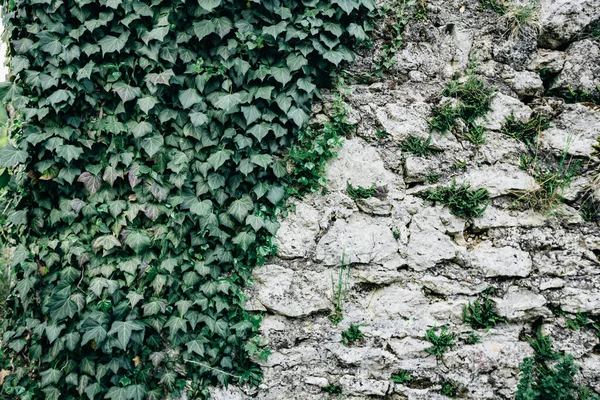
[420,181,490,218]
[399,135,439,157]
[501,114,549,146]
[346,181,377,200]
[341,323,364,346]
[463,295,506,330]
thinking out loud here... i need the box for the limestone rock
[339,375,390,397]
[456,164,539,197]
[477,92,532,131]
[552,40,600,94]
[420,275,488,296]
[404,157,441,183]
[506,71,544,98]
[325,138,404,196]
[375,102,432,142]
[275,202,320,259]
[538,0,600,49]
[472,206,546,230]
[252,265,331,317]
[469,243,533,277]
[356,197,393,216]
[528,49,566,73]
[494,287,549,321]
[444,338,533,373]
[560,288,600,315]
[316,213,399,266]
[406,228,461,271]
[539,104,600,158]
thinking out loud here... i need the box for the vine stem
[183,359,242,379]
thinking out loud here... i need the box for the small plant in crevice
[390,369,413,384]
[478,0,508,14]
[376,128,389,141]
[464,331,482,345]
[425,173,440,184]
[565,310,590,331]
[461,123,486,145]
[500,5,540,39]
[329,255,351,325]
[414,0,428,20]
[346,181,377,200]
[425,325,456,357]
[463,295,506,330]
[440,378,466,398]
[324,383,343,398]
[452,160,467,171]
[341,323,364,346]
[580,198,600,222]
[430,75,495,146]
[527,328,558,362]
[374,0,423,75]
[501,114,550,146]
[399,135,440,157]
[547,85,600,105]
[420,182,490,218]
[515,148,581,213]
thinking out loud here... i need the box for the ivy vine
[0,0,374,399]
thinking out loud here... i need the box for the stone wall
[212,0,600,398]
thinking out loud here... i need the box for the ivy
[0,0,374,399]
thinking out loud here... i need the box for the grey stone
[251,265,331,317]
[316,213,399,266]
[456,164,539,198]
[494,287,549,321]
[506,71,545,98]
[552,40,600,94]
[476,92,533,131]
[540,104,600,158]
[538,0,600,49]
[469,243,533,277]
[275,201,320,259]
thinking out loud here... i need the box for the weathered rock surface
[540,104,600,157]
[538,0,600,49]
[469,243,533,277]
[552,40,600,94]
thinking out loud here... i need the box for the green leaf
[56,145,83,163]
[49,297,78,321]
[141,135,164,157]
[107,320,144,350]
[212,92,242,112]
[207,149,232,170]
[233,231,255,251]
[81,325,107,346]
[190,111,209,127]
[0,145,28,167]
[250,154,272,169]
[127,385,147,400]
[92,235,121,252]
[98,32,129,55]
[77,61,95,81]
[125,230,151,253]
[113,82,141,103]
[271,67,292,86]
[186,339,205,356]
[190,199,213,216]
[85,383,102,400]
[262,21,287,39]
[198,0,221,12]
[193,20,216,41]
[40,369,62,388]
[104,387,129,400]
[333,0,359,14]
[165,316,188,336]
[241,105,261,125]
[248,123,270,141]
[130,121,153,138]
[179,89,202,109]
[288,107,309,127]
[245,214,264,231]
[137,96,159,114]
[227,196,253,222]
[286,53,308,71]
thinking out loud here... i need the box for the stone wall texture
[212,0,600,398]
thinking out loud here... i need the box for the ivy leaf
[127,385,147,400]
[130,121,153,138]
[104,387,129,400]
[250,154,272,169]
[232,230,256,251]
[40,369,62,388]
[190,199,213,216]
[207,149,232,170]
[92,235,121,253]
[49,297,78,321]
[113,82,141,103]
[125,230,151,253]
[227,196,253,222]
[286,53,308,71]
[193,20,216,41]
[98,32,129,55]
[270,67,292,86]
[179,89,202,109]
[348,23,368,41]
[56,145,83,163]
[190,111,209,127]
[262,21,287,39]
[245,214,264,231]
[77,172,102,195]
[186,340,205,356]
[77,61,95,81]
[81,325,107,346]
[248,123,270,141]
[241,105,261,125]
[332,0,359,14]
[212,92,242,112]
[0,145,28,167]
[85,383,102,400]
[198,0,221,12]
[141,135,164,157]
[288,107,309,127]
[107,320,144,350]
[137,97,158,114]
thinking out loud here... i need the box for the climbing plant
[0,0,374,399]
